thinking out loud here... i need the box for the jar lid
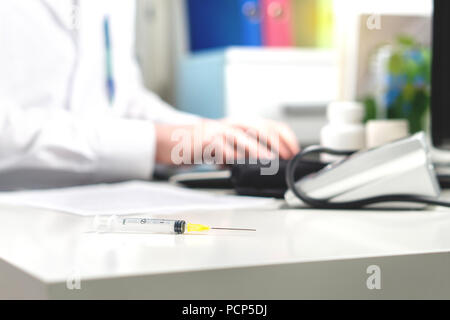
[366,119,409,148]
[327,101,365,123]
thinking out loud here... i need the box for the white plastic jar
[320,101,366,162]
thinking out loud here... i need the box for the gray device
[285,133,441,209]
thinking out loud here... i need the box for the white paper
[0,181,275,216]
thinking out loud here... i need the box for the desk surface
[2,187,450,299]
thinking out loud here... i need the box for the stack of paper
[0,181,275,216]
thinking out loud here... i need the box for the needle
[186,223,256,233]
[210,227,256,232]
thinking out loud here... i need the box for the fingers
[225,120,300,160]
[274,124,300,159]
[157,120,299,166]
[202,121,274,163]
[224,127,274,160]
[221,143,244,164]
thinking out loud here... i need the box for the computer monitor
[431,0,450,149]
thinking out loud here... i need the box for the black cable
[285,146,450,209]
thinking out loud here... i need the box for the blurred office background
[135,0,432,144]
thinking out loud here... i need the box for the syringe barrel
[93,216,186,234]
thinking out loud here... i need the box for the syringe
[93,215,256,234]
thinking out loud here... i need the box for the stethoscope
[39,0,80,111]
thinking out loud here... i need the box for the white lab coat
[0,0,198,190]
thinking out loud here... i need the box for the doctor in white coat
[0,0,299,189]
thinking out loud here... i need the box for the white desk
[1,186,450,299]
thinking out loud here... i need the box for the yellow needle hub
[187,223,211,233]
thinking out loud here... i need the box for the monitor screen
[431,0,450,149]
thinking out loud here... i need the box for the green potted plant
[363,36,431,133]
